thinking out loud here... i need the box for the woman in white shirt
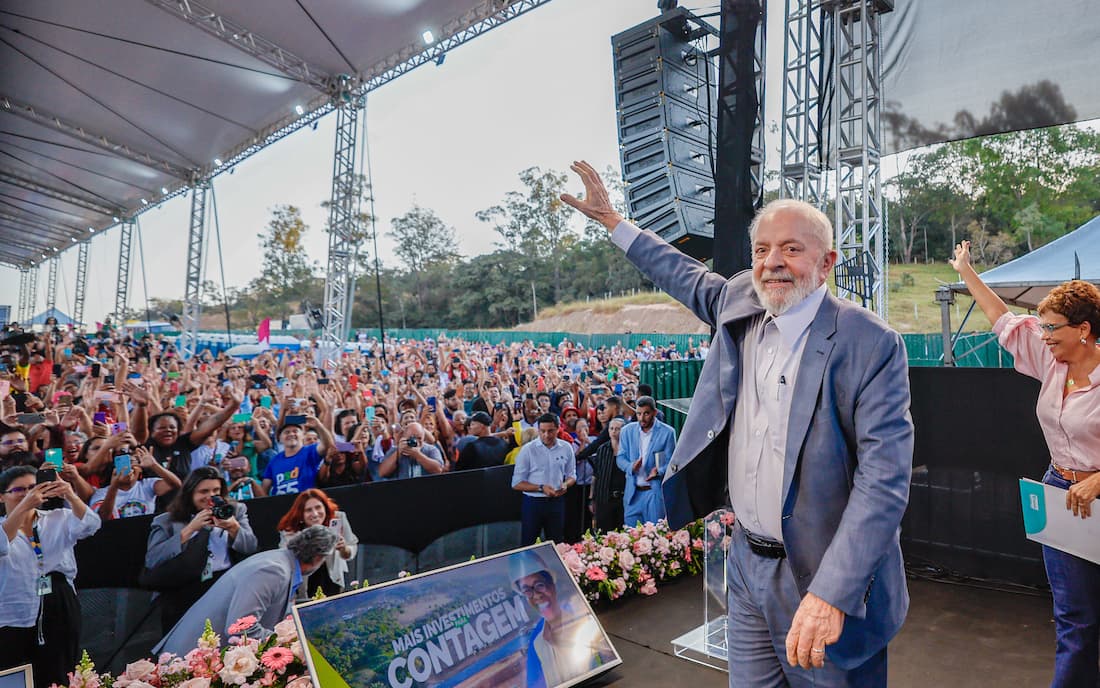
[0,465,102,688]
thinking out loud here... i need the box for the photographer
[276,488,358,598]
[143,466,258,634]
[378,422,444,479]
[0,465,101,688]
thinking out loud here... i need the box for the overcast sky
[0,0,804,324]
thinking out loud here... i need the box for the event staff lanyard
[30,520,52,646]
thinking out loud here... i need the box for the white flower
[618,550,636,571]
[177,679,211,688]
[598,546,616,566]
[218,646,261,685]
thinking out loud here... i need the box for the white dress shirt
[0,507,102,627]
[728,284,827,541]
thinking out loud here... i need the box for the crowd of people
[0,321,694,686]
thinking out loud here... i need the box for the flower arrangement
[555,517,714,603]
[54,616,312,688]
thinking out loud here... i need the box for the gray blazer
[622,225,913,670]
[145,502,258,570]
[152,547,300,657]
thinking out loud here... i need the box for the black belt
[634,484,652,491]
[743,527,786,559]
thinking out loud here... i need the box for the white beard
[752,272,819,315]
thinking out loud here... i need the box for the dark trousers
[0,572,80,688]
[159,572,222,635]
[594,492,625,534]
[304,561,342,599]
[1043,469,1100,688]
[520,494,564,546]
[562,483,592,543]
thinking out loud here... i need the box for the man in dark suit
[563,161,912,686]
[153,525,337,657]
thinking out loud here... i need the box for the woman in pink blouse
[951,240,1100,687]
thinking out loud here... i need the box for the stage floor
[590,574,1054,686]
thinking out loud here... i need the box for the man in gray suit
[153,525,337,657]
[563,161,912,687]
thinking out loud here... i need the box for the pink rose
[561,549,586,576]
[640,579,658,595]
[585,565,608,581]
[285,677,313,688]
[719,511,736,527]
[707,521,723,539]
[654,536,671,555]
[672,530,691,547]
[289,641,304,661]
[273,617,298,645]
[643,522,657,537]
[618,550,636,571]
[176,679,211,688]
[598,546,616,566]
[633,538,653,556]
[612,578,627,597]
[120,660,157,684]
[572,542,585,553]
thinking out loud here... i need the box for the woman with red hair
[276,488,358,598]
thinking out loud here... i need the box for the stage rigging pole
[46,256,59,316]
[73,240,89,330]
[115,219,134,324]
[180,182,208,360]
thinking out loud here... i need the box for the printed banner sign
[293,543,620,688]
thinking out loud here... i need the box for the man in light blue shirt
[512,413,577,545]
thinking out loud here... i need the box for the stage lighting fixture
[422,30,435,45]
[141,198,148,205]
[112,216,119,222]
[161,186,168,194]
[71,237,77,242]
[295,105,305,115]
[214,158,223,167]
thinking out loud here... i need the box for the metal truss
[321,100,361,351]
[0,95,191,179]
[829,0,887,317]
[0,167,118,217]
[16,267,29,322]
[143,0,331,91]
[72,239,89,328]
[180,183,208,360]
[362,0,553,90]
[115,220,134,323]
[46,255,59,314]
[779,0,825,206]
[22,264,39,322]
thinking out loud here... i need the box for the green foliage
[887,123,1100,265]
[250,205,319,319]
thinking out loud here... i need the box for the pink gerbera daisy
[261,647,295,673]
[227,615,258,635]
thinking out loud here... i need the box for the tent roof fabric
[950,214,1100,309]
[0,0,552,268]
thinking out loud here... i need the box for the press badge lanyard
[30,521,51,645]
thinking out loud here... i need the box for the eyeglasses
[3,486,29,495]
[1038,322,1072,333]
[0,439,27,447]
[517,581,552,597]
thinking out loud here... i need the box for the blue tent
[29,307,76,327]
[950,213,1100,309]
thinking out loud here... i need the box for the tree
[387,205,460,307]
[476,167,578,302]
[251,205,317,320]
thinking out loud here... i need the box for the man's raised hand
[560,161,624,231]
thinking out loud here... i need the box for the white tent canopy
[0,0,551,267]
[949,213,1100,309]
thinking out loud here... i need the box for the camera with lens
[210,496,234,520]
[406,437,419,448]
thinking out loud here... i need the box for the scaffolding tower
[180,183,208,360]
[320,87,363,358]
[73,240,89,329]
[780,0,890,319]
[115,219,134,324]
[46,255,59,315]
